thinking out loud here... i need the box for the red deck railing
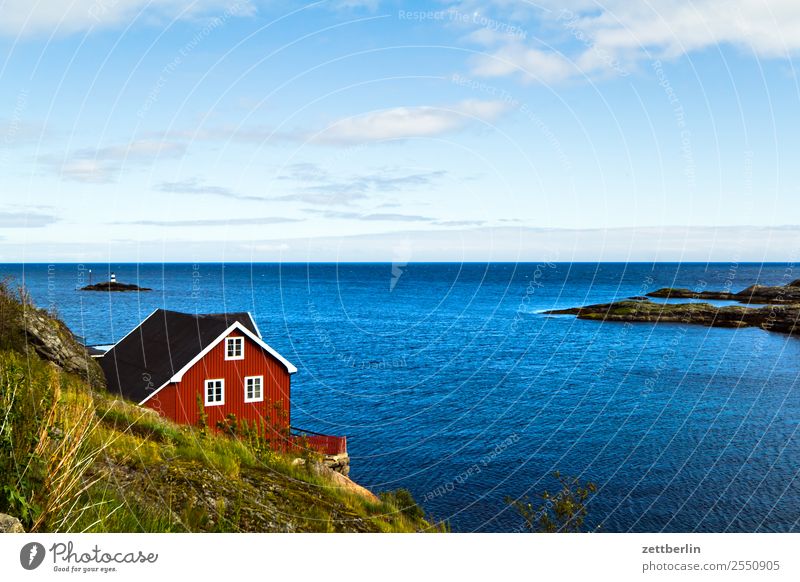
[291,428,347,456]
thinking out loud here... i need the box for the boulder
[0,513,25,533]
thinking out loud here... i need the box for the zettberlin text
[642,544,701,554]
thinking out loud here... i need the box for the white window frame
[225,336,245,360]
[244,375,264,403]
[204,378,225,406]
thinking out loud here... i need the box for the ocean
[3,262,799,532]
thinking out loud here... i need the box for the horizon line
[0,260,794,266]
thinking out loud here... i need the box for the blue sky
[1,0,799,262]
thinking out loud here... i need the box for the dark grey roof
[99,309,258,403]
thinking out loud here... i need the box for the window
[225,337,244,360]
[244,376,263,403]
[205,379,224,406]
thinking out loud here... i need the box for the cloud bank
[463,0,800,83]
[0,0,255,37]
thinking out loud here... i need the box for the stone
[22,308,106,389]
[0,513,25,533]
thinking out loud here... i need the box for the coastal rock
[545,298,800,336]
[322,453,351,477]
[647,281,800,304]
[22,308,106,389]
[80,281,151,292]
[646,288,738,301]
[0,513,25,533]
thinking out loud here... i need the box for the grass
[0,281,441,533]
[0,357,441,532]
[0,351,103,531]
[1,353,441,533]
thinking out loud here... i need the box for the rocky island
[81,281,152,292]
[646,279,800,304]
[80,273,151,292]
[545,280,800,336]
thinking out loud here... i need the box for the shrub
[380,488,426,521]
[507,471,598,533]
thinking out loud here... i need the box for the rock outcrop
[81,281,151,292]
[22,308,106,389]
[323,453,351,477]
[647,280,800,304]
[546,298,800,335]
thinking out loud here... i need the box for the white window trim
[204,378,225,406]
[225,336,245,360]
[244,375,264,403]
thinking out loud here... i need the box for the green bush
[380,488,426,521]
[507,472,598,533]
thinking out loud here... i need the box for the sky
[1,0,799,262]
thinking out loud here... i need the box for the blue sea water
[2,262,799,533]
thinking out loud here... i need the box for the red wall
[144,330,291,442]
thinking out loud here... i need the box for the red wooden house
[97,309,346,457]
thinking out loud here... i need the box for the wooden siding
[293,434,348,456]
[145,384,176,420]
[143,330,291,442]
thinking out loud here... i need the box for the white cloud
[150,100,511,147]
[471,45,575,83]
[305,209,435,222]
[154,177,266,201]
[0,0,255,37]
[114,216,302,227]
[271,165,447,206]
[87,140,187,160]
[42,139,186,183]
[58,159,114,183]
[0,210,59,228]
[466,0,800,83]
[312,99,513,144]
[582,0,800,58]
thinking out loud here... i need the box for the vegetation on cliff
[0,281,437,533]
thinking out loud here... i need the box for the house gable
[99,309,294,405]
[139,321,296,406]
[143,328,292,431]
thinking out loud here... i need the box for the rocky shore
[647,279,800,304]
[545,280,800,336]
